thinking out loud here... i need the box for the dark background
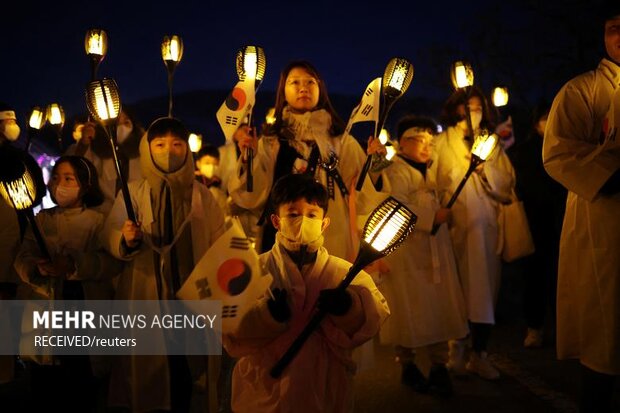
[0,0,609,154]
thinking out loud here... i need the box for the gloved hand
[317,288,352,316]
[267,288,291,323]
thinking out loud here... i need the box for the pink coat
[224,243,389,413]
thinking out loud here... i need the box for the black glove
[317,288,353,316]
[267,288,291,323]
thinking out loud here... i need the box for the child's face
[149,134,188,172]
[399,127,434,163]
[196,155,220,179]
[270,198,330,245]
[49,161,82,208]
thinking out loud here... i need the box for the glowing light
[85,29,107,57]
[379,128,390,145]
[0,168,36,210]
[493,86,509,107]
[28,107,45,129]
[363,198,415,253]
[46,104,64,126]
[472,130,499,161]
[265,107,276,125]
[385,144,396,160]
[188,133,202,153]
[162,35,183,63]
[452,61,474,89]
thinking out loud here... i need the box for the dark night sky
[0,0,607,145]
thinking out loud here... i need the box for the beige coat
[14,206,119,300]
[379,156,469,348]
[433,127,515,324]
[543,58,620,375]
[103,136,226,412]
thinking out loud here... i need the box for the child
[14,155,121,411]
[103,117,225,412]
[195,143,228,214]
[379,115,468,396]
[224,173,389,413]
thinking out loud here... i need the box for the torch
[492,86,509,108]
[236,45,266,192]
[188,133,203,154]
[0,157,50,260]
[431,130,499,235]
[85,29,108,81]
[450,60,475,139]
[355,57,413,191]
[26,106,45,152]
[85,78,136,222]
[270,196,417,378]
[46,103,65,151]
[161,35,184,117]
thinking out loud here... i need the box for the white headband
[0,111,16,121]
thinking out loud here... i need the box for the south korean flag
[344,77,381,137]
[216,77,256,143]
[177,217,273,334]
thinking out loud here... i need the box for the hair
[91,106,145,159]
[196,143,220,161]
[0,102,14,112]
[599,0,620,24]
[271,173,329,215]
[147,117,189,142]
[50,155,104,207]
[264,60,345,137]
[440,85,495,130]
[396,115,439,142]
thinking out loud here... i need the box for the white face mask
[279,216,324,245]
[3,123,20,141]
[470,111,483,131]
[54,185,80,208]
[152,151,185,173]
[116,125,133,143]
[200,164,219,179]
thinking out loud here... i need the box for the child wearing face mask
[378,116,469,397]
[13,155,122,411]
[67,107,144,217]
[103,117,225,413]
[195,143,228,214]
[433,86,516,380]
[224,173,389,413]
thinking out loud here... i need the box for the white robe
[433,127,515,324]
[224,243,389,413]
[543,58,620,375]
[228,125,377,262]
[103,180,225,411]
[14,206,119,300]
[379,156,469,348]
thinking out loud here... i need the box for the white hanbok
[433,127,515,324]
[379,156,468,348]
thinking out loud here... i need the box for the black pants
[470,322,492,353]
